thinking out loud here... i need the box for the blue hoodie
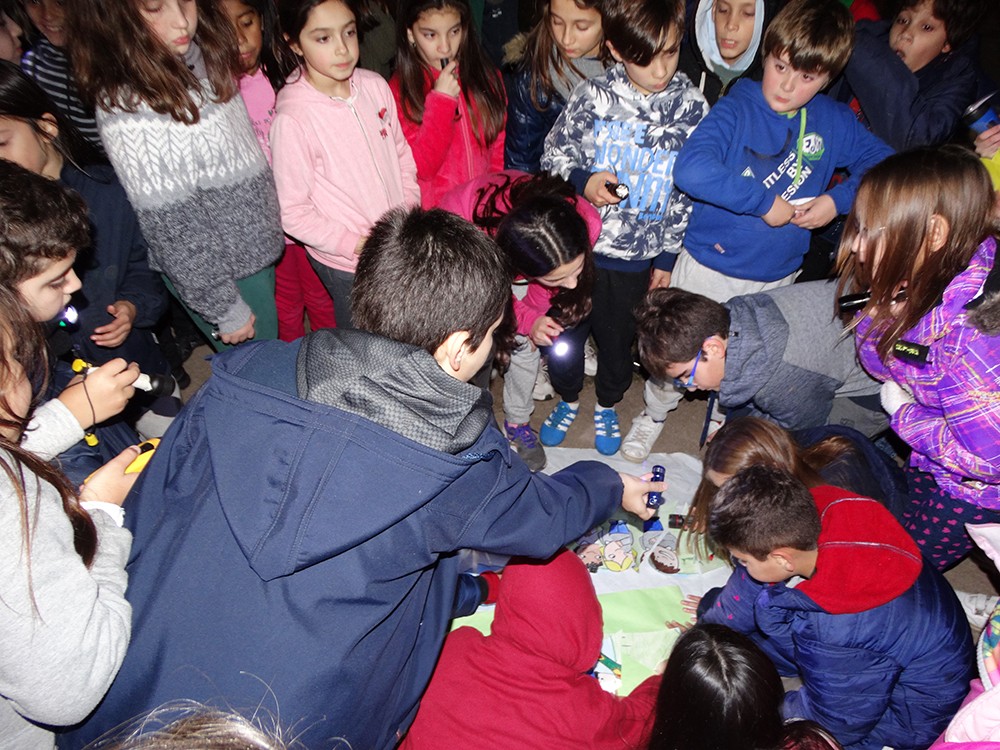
[60,332,622,750]
[674,79,892,282]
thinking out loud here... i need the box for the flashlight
[551,339,571,357]
[605,181,629,201]
[646,464,666,509]
[441,57,449,69]
[837,289,907,315]
[58,305,79,328]
[71,358,176,398]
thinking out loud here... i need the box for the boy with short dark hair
[540,0,709,456]
[63,207,661,750]
[621,0,893,461]
[633,281,883,435]
[701,464,973,749]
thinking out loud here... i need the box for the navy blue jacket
[504,63,565,173]
[60,333,622,750]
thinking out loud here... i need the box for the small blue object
[646,464,666,508]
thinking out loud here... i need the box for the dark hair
[229,0,298,92]
[520,0,604,111]
[67,0,241,123]
[900,0,986,49]
[649,624,784,750]
[352,206,511,355]
[472,172,593,328]
[0,60,104,167]
[635,288,729,379]
[762,0,853,77]
[709,464,820,560]
[393,0,505,145]
[280,0,359,49]
[600,0,684,66]
[781,720,845,750]
[836,146,996,362]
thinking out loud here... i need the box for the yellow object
[84,432,99,447]
[71,357,91,374]
[125,438,160,474]
[983,153,1000,190]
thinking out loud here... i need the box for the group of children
[0,0,997,746]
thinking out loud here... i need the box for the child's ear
[36,113,59,141]
[605,39,624,63]
[927,213,951,253]
[406,27,416,47]
[434,329,472,375]
[770,549,796,573]
[703,335,726,361]
[285,33,302,57]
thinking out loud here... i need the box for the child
[390,0,505,208]
[0,1,23,64]
[401,550,660,748]
[623,0,892,462]
[540,0,709,455]
[503,0,604,173]
[833,0,985,150]
[0,158,140,748]
[837,146,1000,571]
[700,464,973,749]
[271,0,419,329]
[220,0,336,341]
[633,282,883,438]
[67,0,284,349]
[439,169,599,471]
[61,207,663,750]
[677,0,784,106]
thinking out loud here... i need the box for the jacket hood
[965,236,1000,336]
[694,0,764,76]
[788,486,923,614]
[203,335,503,582]
[718,293,785,407]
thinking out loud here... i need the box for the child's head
[712,0,762,65]
[399,0,468,71]
[634,287,728,390]
[352,206,510,381]
[546,0,602,62]
[836,145,995,361]
[709,464,820,582]
[281,0,359,98]
[0,158,85,322]
[21,0,64,48]
[649,623,784,750]
[220,0,296,88]
[0,1,24,62]
[890,0,984,73]
[760,0,851,113]
[601,0,684,95]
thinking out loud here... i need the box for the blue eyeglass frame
[673,350,701,389]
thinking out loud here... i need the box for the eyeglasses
[673,350,701,389]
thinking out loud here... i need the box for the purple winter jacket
[855,237,1000,509]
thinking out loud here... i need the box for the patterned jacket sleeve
[540,83,596,194]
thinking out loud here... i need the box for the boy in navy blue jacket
[59,208,661,750]
[700,465,972,750]
[621,0,892,463]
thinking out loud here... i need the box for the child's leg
[308,255,355,330]
[235,266,279,341]
[294,244,336,332]
[503,336,539,425]
[590,267,649,407]
[274,243,307,341]
[539,319,588,447]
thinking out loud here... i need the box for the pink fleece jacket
[389,67,504,209]
[271,69,420,273]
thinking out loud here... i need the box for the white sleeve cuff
[81,501,125,527]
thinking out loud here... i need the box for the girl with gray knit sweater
[65,0,284,348]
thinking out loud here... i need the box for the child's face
[0,12,24,63]
[0,115,62,180]
[664,339,724,392]
[139,0,199,56]
[760,52,829,114]
[712,0,756,63]
[290,0,358,99]
[607,25,681,97]
[536,254,584,290]
[23,0,65,48]
[889,0,950,73]
[406,6,463,71]
[729,547,790,583]
[221,0,263,74]
[548,0,601,61]
[16,252,81,323]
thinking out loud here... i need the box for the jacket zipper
[346,98,391,205]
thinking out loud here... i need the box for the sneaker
[956,590,1000,637]
[532,361,555,401]
[540,401,578,446]
[594,407,621,455]
[584,339,598,377]
[620,412,665,463]
[504,421,546,471]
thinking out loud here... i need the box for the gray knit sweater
[96,45,284,334]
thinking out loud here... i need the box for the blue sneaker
[540,401,579,446]
[594,408,621,455]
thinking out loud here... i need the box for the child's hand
[433,60,461,98]
[649,269,671,290]
[762,195,795,227]
[790,195,837,230]
[584,171,623,208]
[220,313,256,346]
[530,315,563,347]
[91,301,137,349]
[618,471,666,521]
[59,358,139,429]
[975,124,1000,159]
[79,444,142,507]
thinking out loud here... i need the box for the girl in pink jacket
[271,0,420,328]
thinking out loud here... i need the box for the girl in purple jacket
[837,146,1000,570]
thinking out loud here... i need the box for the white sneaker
[584,339,598,377]
[620,412,665,463]
[532,361,555,401]
[956,590,1000,637]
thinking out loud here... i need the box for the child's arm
[503,68,554,173]
[514,283,561,346]
[540,83,601,197]
[822,108,894,218]
[389,73,460,183]
[386,93,421,208]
